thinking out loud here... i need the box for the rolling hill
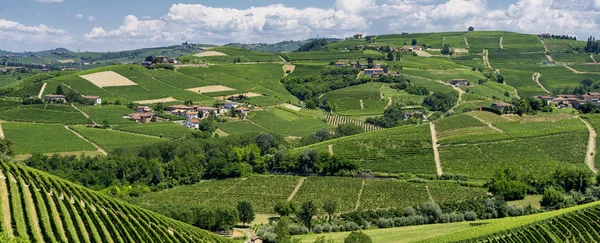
[0,161,233,243]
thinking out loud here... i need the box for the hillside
[0,161,233,242]
[294,200,600,242]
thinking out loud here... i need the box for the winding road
[429,122,443,176]
[532,72,551,94]
[579,117,598,173]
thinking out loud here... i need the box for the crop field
[538,66,600,91]
[301,124,436,174]
[402,76,457,94]
[293,177,363,212]
[78,105,136,125]
[401,68,486,85]
[151,69,215,89]
[465,36,501,53]
[569,64,600,73]
[550,52,593,63]
[501,34,545,52]
[444,35,469,49]
[286,65,325,78]
[217,121,273,136]
[115,123,193,138]
[487,49,547,68]
[379,84,424,106]
[500,68,547,98]
[322,82,388,116]
[543,39,583,52]
[359,180,429,210]
[181,47,280,64]
[131,175,300,213]
[0,105,91,125]
[0,162,231,243]
[440,130,588,179]
[249,107,334,137]
[2,122,95,154]
[80,71,137,88]
[451,54,486,70]
[377,32,447,48]
[46,75,121,102]
[424,200,600,242]
[397,56,464,70]
[281,50,384,62]
[71,126,164,152]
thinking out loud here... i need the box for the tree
[298,148,319,173]
[274,201,297,217]
[344,231,372,243]
[315,130,331,142]
[411,39,417,45]
[184,100,193,106]
[322,200,338,222]
[468,26,475,31]
[297,201,317,228]
[0,138,14,157]
[314,236,335,243]
[387,52,394,61]
[420,201,442,222]
[540,187,566,210]
[275,216,293,243]
[56,84,64,95]
[440,44,454,56]
[154,102,165,112]
[335,124,363,137]
[102,120,111,129]
[237,201,255,226]
[256,133,277,155]
[145,56,155,62]
[214,207,239,231]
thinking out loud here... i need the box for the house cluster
[168,102,250,129]
[140,56,179,68]
[491,102,514,112]
[450,79,469,86]
[128,106,155,123]
[533,93,600,109]
[400,45,423,51]
[335,61,387,77]
[43,94,66,103]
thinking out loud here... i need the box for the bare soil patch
[80,71,137,88]
[287,177,306,202]
[283,64,296,77]
[186,85,235,93]
[0,122,4,139]
[135,97,178,104]
[193,51,228,57]
[414,50,432,57]
[280,103,302,111]
[58,59,75,64]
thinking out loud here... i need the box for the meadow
[115,122,193,138]
[322,82,388,116]
[78,105,136,125]
[2,122,95,154]
[216,120,274,136]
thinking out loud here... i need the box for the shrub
[288,224,309,235]
[507,205,525,217]
[344,222,360,231]
[313,225,323,234]
[403,207,417,216]
[376,218,394,228]
[465,211,478,221]
[449,212,465,222]
[322,223,332,233]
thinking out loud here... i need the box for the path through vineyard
[0,169,13,237]
[468,113,505,133]
[579,117,598,173]
[0,122,4,139]
[355,180,365,210]
[429,123,443,176]
[65,126,108,155]
[328,144,333,156]
[37,82,47,99]
[533,72,551,94]
[287,177,306,201]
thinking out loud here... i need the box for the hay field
[186,85,236,93]
[193,51,228,57]
[135,97,178,104]
[80,71,137,88]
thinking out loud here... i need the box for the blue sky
[0,0,598,52]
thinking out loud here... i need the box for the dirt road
[579,117,598,173]
[429,123,443,176]
[533,72,551,94]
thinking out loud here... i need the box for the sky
[1,0,599,52]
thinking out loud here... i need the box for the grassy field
[217,120,274,136]
[281,50,384,62]
[569,64,600,73]
[2,122,95,155]
[0,162,233,243]
[299,124,436,174]
[71,126,164,152]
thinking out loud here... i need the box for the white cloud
[0,19,72,51]
[87,15,97,21]
[82,0,600,49]
[74,13,83,19]
[37,0,64,3]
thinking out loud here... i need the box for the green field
[115,122,193,138]
[71,126,164,152]
[78,105,136,125]
[300,124,436,174]
[0,105,91,125]
[322,82,388,116]
[217,120,274,136]
[2,122,95,154]
[248,107,334,137]
[0,162,233,243]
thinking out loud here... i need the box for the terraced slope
[423,200,600,242]
[0,162,233,243]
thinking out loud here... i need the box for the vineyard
[424,200,600,242]
[326,114,382,133]
[0,162,233,243]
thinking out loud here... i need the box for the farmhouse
[491,102,514,111]
[128,112,154,123]
[185,111,199,120]
[41,68,50,73]
[533,95,553,104]
[0,68,7,73]
[364,68,385,75]
[335,61,346,67]
[224,101,238,109]
[184,118,200,129]
[140,61,153,68]
[137,106,152,113]
[450,79,468,86]
[43,94,66,103]
[168,58,179,64]
[354,33,363,39]
[155,56,169,63]
[235,107,250,118]
[83,96,102,105]
[401,45,423,51]
[168,105,193,112]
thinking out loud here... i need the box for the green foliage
[344,231,372,243]
[236,201,255,225]
[335,124,364,137]
[297,201,318,228]
[322,200,338,222]
[0,138,14,157]
[275,201,298,217]
[297,39,330,52]
[422,92,458,112]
